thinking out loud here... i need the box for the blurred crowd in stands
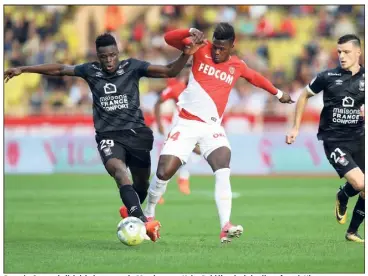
[4,5,365,127]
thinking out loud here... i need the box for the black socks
[119,184,147,222]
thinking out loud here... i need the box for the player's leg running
[145,120,199,220]
[205,146,243,243]
[144,155,183,219]
[345,192,365,242]
[344,139,365,242]
[119,166,150,218]
[345,191,365,243]
[105,158,161,241]
[335,182,359,224]
[104,159,146,222]
[341,167,365,242]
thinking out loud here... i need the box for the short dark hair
[338,34,361,47]
[95,33,117,50]
[213,22,235,43]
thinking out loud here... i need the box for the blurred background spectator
[4,5,365,132]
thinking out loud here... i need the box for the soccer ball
[117,217,147,246]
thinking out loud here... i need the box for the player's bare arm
[286,88,315,144]
[4,64,76,82]
[242,66,294,104]
[145,53,190,78]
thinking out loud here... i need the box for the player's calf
[106,159,149,222]
[336,169,364,224]
[346,194,365,239]
[144,175,169,218]
[132,182,148,203]
[119,184,147,222]
[335,182,358,224]
[130,166,151,204]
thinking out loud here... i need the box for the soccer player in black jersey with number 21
[4,30,205,242]
[286,34,365,242]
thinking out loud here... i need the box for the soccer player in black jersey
[4,31,205,242]
[286,34,365,242]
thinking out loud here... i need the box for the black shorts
[323,135,365,178]
[95,127,154,168]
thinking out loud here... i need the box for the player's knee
[112,167,130,185]
[345,168,364,192]
[156,155,181,181]
[208,159,230,172]
[350,177,364,192]
[156,167,173,181]
[206,146,231,171]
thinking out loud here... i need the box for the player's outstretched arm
[145,43,203,78]
[146,52,191,78]
[4,64,76,82]
[286,88,315,144]
[242,66,294,104]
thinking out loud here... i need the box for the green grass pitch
[4,174,364,273]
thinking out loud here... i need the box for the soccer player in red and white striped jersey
[145,23,293,242]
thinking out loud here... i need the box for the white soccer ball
[117,217,147,246]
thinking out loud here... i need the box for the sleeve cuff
[275,89,283,99]
[306,85,316,95]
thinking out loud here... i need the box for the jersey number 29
[100,139,115,150]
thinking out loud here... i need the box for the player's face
[337,42,361,70]
[211,39,234,64]
[97,45,119,73]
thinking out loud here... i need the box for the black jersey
[74,59,150,133]
[307,66,365,141]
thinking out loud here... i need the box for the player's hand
[183,42,206,55]
[4,67,22,83]
[286,127,299,145]
[158,124,165,135]
[279,92,295,104]
[189,28,205,44]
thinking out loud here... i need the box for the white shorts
[160,117,231,163]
